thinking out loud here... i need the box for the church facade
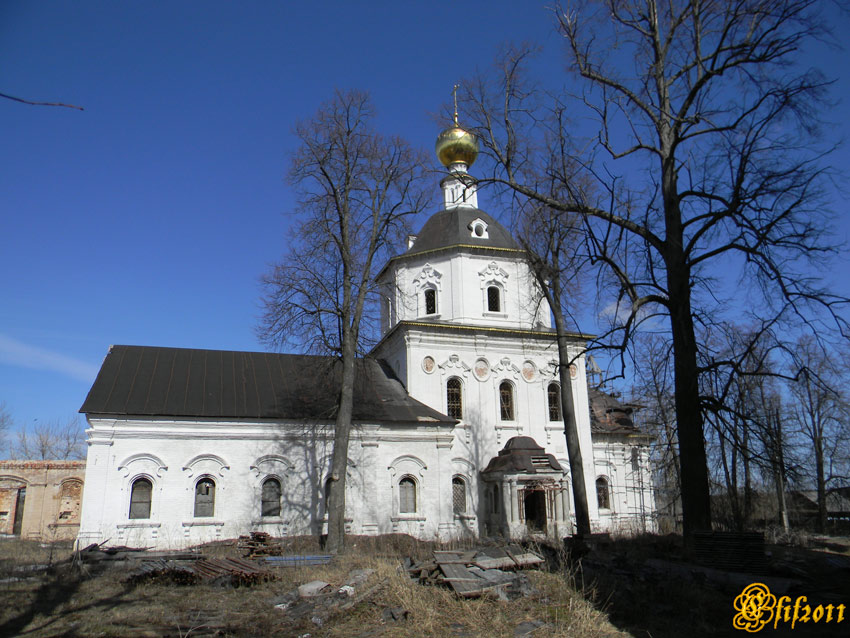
[76,120,655,549]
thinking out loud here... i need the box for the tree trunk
[325,338,357,554]
[743,424,752,529]
[815,434,827,534]
[553,308,592,537]
[661,141,712,539]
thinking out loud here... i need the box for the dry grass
[0,535,629,638]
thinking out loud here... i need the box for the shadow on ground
[557,534,850,638]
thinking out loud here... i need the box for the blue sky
[1,1,848,440]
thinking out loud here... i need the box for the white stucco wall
[77,417,460,549]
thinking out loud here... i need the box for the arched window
[424,288,437,315]
[194,477,215,518]
[399,476,417,514]
[452,476,467,515]
[547,383,562,421]
[261,477,281,517]
[129,478,152,519]
[446,377,463,419]
[492,484,500,514]
[487,285,501,312]
[499,381,514,421]
[596,477,610,510]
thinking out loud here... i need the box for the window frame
[486,285,501,313]
[499,380,515,421]
[547,382,562,421]
[194,476,216,518]
[596,476,610,510]
[398,475,418,514]
[128,476,153,520]
[261,477,282,518]
[452,475,467,515]
[424,287,437,315]
[446,376,463,419]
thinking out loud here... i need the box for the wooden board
[438,562,490,597]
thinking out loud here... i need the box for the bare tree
[787,337,850,532]
[258,90,429,553]
[11,418,86,460]
[519,203,595,535]
[462,0,848,538]
[0,91,83,110]
[0,402,12,452]
[629,335,681,531]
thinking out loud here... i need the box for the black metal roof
[80,345,456,424]
[481,436,564,474]
[406,207,519,256]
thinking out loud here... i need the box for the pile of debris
[75,542,275,587]
[273,568,382,630]
[127,556,275,587]
[237,531,283,557]
[76,543,199,562]
[405,544,544,599]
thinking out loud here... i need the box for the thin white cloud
[0,334,99,382]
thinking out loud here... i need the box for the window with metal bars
[446,377,462,419]
[487,286,501,312]
[424,288,436,315]
[499,381,514,420]
[452,476,467,515]
[261,477,281,517]
[547,383,562,421]
[399,476,417,513]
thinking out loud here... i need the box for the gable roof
[80,345,455,424]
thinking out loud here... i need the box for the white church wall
[382,324,601,532]
[593,439,656,535]
[77,417,458,549]
[381,252,551,333]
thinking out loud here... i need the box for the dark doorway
[524,489,547,533]
[12,488,26,536]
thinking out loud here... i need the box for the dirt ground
[0,533,847,637]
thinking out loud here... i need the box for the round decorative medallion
[422,356,435,373]
[569,363,578,379]
[522,361,537,382]
[473,358,490,380]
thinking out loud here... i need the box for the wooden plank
[439,562,488,597]
[473,556,516,570]
[510,553,545,567]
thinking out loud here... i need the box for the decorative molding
[117,453,168,478]
[182,454,230,478]
[438,353,470,377]
[521,360,537,382]
[473,358,490,381]
[388,454,427,478]
[478,261,509,287]
[412,263,443,291]
[492,356,520,379]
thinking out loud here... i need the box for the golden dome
[435,125,479,168]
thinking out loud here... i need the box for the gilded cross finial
[452,84,459,126]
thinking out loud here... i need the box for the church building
[76,118,655,549]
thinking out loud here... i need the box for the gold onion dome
[435,125,479,168]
